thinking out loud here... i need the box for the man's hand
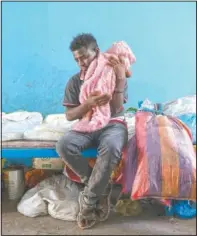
[107,55,131,79]
[85,91,111,107]
[66,92,111,121]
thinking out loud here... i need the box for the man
[56,33,129,229]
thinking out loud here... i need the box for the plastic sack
[24,126,64,141]
[24,114,77,141]
[178,114,196,145]
[17,187,48,217]
[138,95,196,116]
[163,95,196,116]
[174,201,196,219]
[138,99,155,110]
[165,200,196,219]
[44,114,77,132]
[2,111,43,141]
[17,174,81,221]
[124,111,196,201]
[44,114,66,124]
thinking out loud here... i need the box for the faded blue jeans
[56,122,128,204]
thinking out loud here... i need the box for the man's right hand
[66,92,111,121]
[85,92,111,108]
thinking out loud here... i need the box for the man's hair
[69,33,98,52]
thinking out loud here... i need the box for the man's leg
[56,130,100,229]
[82,122,128,220]
[56,130,94,185]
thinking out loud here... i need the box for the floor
[2,190,196,236]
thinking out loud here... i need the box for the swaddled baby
[72,41,136,132]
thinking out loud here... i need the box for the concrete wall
[2,2,196,115]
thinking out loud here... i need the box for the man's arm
[66,93,111,121]
[110,79,126,114]
[108,55,129,115]
[66,103,91,121]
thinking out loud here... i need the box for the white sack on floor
[17,175,82,221]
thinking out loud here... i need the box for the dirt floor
[2,189,196,236]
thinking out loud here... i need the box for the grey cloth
[63,73,128,117]
[56,122,128,204]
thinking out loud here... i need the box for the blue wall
[2,2,196,115]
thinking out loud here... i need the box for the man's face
[73,47,97,71]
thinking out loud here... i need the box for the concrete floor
[2,191,196,236]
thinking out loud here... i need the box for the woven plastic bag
[130,111,196,201]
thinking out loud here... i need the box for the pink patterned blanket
[72,41,136,132]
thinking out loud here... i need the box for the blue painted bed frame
[2,147,97,167]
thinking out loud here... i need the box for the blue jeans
[56,122,128,204]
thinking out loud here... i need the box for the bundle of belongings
[4,99,195,220]
[64,95,196,219]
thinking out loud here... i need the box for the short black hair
[69,33,98,51]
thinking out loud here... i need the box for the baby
[72,41,136,132]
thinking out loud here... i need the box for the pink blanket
[72,41,136,132]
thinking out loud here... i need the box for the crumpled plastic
[165,200,196,219]
[163,95,196,116]
[17,174,81,221]
[2,111,43,141]
[178,114,196,144]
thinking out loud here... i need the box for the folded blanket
[72,41,136,132]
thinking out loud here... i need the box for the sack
[44,114,77,132]
[130,111,196,201]
[163,95,196,116]
[165,200,196,219]
[24,126,64,141]
[2,111,43,141]
[17,174,81,221]
[24,114,77,141]
[178,114,196,144]
[173,200,196,219]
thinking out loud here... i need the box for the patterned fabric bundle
[72,41,136,132]
[64,158,123,185]
[122,111,196,201]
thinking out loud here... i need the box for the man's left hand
[107,55,126,80]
